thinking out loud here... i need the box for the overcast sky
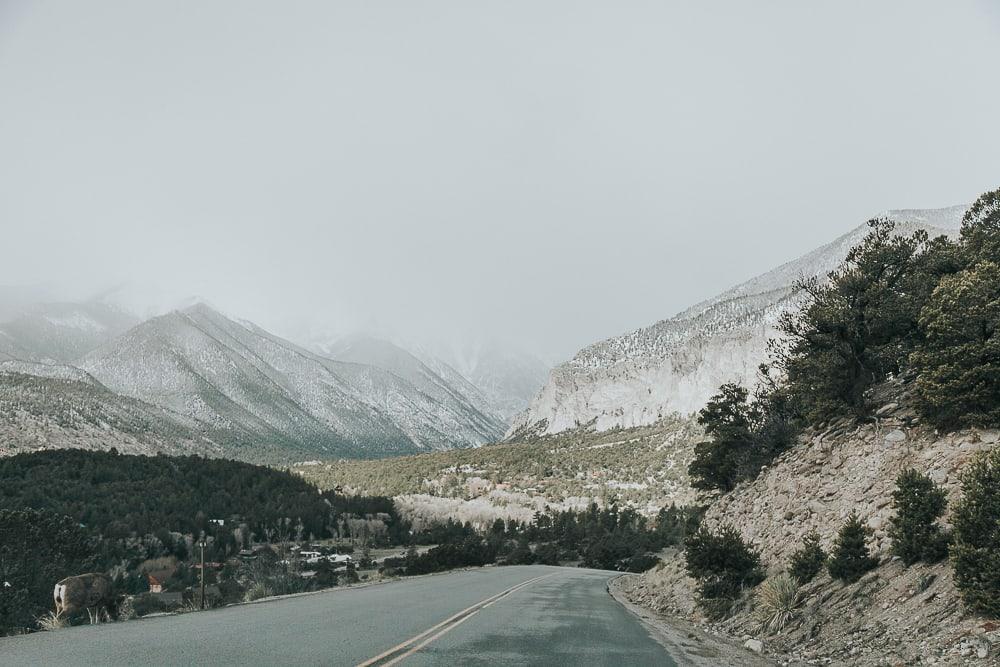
[2,1,999,359]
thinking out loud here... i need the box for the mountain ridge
[510,205,968,437]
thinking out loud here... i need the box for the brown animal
[53,573,116,623]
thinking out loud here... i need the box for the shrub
[950,448,1000,617]
[827,513,878,583]
[623,553,660,573]
[888,469,950,565]
[755,573,800,634]
[36,611,68,632]
[243,583,274,602]
[684,525,765,619]
[788,531,827,585]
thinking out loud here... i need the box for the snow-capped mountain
[309,330,551,425]
[0,301,138,363]
[416,339,551,422]
[78,303,501,459]
[317,334,506,432]
[509,205,968,437]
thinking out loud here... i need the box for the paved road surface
[1,565,679,666]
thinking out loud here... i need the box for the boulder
[885,430,907,444]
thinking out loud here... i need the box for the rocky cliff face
[621,382,1000,665]
[509,205,968,438]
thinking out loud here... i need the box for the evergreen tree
[912,261,1000,428]
[689,382,795,492]
[689,384,757,492]
[684,524,764,619]
[776,219,948,421]
[950,448,1000,617]
[957,187,1000,263]
[888,469,949,565]
[827,513,878,583]
[788,531,827,585]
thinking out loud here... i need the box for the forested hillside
[0,450,342,538]
[0,450,411,635]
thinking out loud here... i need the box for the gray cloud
[2,0,999,359]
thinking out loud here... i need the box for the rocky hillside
[0,368,223,459]
[620,382,1000,665]
[510,205,968,437]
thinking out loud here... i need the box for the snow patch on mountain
[509,205,967,437]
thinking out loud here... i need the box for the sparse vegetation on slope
[295,416,704,522]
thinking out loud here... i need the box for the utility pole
[199,539,206,610]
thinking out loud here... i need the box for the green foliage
[0,509,96,635]
[776,219,953,422]
[958,187,1000,262]
[912,260,1000,428]
[888,469,950,565]
[684,524,764,619]
[688,383,796,492]
[788,531,827,585]
[406,536,498,575]
[827,513,878,583]
[950,447,1000,617]
[0,449,410,547]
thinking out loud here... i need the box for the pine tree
[958,187,1000,263]
[951,448,1000,617]
[775,218,950,422]
[912,260,1000,428]
[827,513,878,583]
[888,469,949,565]
[788,531,827,585]
[684,524,764,619]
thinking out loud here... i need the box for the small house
[146,574,164,593]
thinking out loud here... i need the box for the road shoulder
[608,574,774,667]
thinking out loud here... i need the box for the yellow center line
[356,573,552,667]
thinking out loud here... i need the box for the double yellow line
[356,574,552,667]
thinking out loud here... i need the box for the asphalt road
[1,565,678,666]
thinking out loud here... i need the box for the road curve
[1,565,678,666]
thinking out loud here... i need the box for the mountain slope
[510,205,968,437]
[0,367,222,458]
[0,301,139,363]
[319,334,505,437]
[417,339,550,422]
[79,304,500,459]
